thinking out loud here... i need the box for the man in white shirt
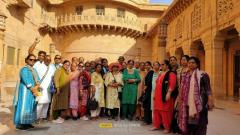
[34,54,53,121]
[28,38,56,121]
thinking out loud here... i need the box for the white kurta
[34,61,55,104]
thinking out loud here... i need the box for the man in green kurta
[122,60,141,120]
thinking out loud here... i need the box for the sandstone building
[0,0,167,101]
[0,0,240,102]
[149,0,240,99]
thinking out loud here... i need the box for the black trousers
[110,108,119,118]
[143,95,152,124]
[144,107,152,124]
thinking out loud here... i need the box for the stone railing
[56,14,145,32]
[7,0,32,8]
[40,14,57,28]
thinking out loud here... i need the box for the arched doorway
[224,27,240,99]
[190,41,205,70]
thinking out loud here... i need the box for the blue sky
[149,0,173,4]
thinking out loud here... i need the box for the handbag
[87,93,99,110]
[138,92,147,103]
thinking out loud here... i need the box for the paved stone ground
[1,99,240,135]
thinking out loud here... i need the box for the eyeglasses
[55,57,61,60]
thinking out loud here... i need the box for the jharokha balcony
[39,13,146,38]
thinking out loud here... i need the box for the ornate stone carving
[217,0,233,19]
[191,3,202,31]
[0,11,7,31]
[175,18,183,38]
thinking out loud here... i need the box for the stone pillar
[212,37,225,98]
[203,34,225,98]
[0,11,7,100]
[157,20,167,62]
[158,38,166,62]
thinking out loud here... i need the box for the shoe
[59,117,65,121]
[16,125,30,131]
[114,117,119,121]
[135,117,139,121]
[64,116,71,120]
[26,124,35,129]
[35,119,40,124]
[80,116,89,121]
[72,117,78,121]
[52,118,64,124]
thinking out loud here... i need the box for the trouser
[109,108,119,118]
[144,107,152,124]
[122,104,136,119]
[182,110,208,135]
[153,110,173,130]
[37,103,50,119]
[135,104,144,119]
[118,92,123,117]
[182,124,207,135]
[79,105,87,117]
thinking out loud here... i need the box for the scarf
[178,69,203,132]
[188,69,202,117]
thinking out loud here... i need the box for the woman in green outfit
[122,60,141,120]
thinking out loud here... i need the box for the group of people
[13,38,214,135]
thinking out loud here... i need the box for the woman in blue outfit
[14,54,40,130]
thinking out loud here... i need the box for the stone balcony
[39,14,146,38]
[7,0,32,8]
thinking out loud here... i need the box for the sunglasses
[55,57,61,59]
[29,59,36,62]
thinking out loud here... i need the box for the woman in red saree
[151,60,177,133]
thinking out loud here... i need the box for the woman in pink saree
[178,57,214,135]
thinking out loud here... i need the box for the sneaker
[52,118,64,124]
[80,116,89,121]
[59,117,65,121]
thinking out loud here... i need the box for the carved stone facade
[216,0,234,19]
[150,0,240,99]
[0,0,167,101]
[1,0,240,101]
